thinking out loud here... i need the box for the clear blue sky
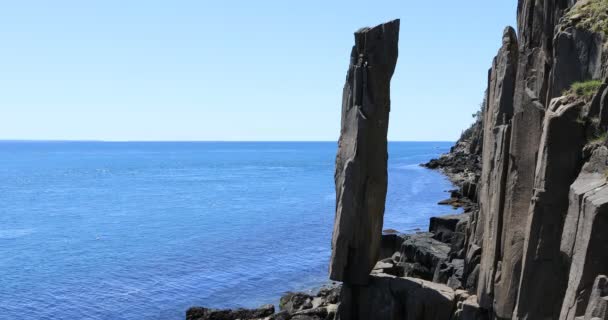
[0,1,516,141]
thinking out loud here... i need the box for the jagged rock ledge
[186,284,342,320]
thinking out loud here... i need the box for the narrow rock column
[329,19,399,287]
[515,96,587,319]
[505,2,562,319]
[476,27,518,313]
[559,148,608,320]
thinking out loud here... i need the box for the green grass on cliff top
[566,0,608,37]
[564,80,604,100]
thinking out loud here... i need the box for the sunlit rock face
[329,19,399,286]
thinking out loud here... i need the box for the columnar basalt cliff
[186,2,608,319]
[330,0,608,320]
[426,0,608,319]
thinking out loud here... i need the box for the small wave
[0,228,35,239]
[395,164,424,170]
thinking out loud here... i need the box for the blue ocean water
[0,141,457,320]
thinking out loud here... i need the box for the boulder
[337,274,456,320]
[186,304,274,320]
[433,259,464,289]
[380,233,405,260]
[372,259,403,277]
[400,262,433,280]
[429,213,468,243]
[399,232,450,280]
[280,292,314,314]
[315,285,341,306]
[329,19,400,285]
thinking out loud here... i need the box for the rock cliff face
[186,2,608,319]
[330,1,608,320]
[472,1,608,319]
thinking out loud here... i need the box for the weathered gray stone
[186,304,275,320]
[434,259,464,289]
[337,274,455,320]
[453,294,489,320]
[503,11,570,318]
[499,5,561,314]
[449,212,471,259]
[280,292,314,314]
[380,233,405,260]
[498,86,545,319]
[561,147,608,262]
[466,264,480,292]
[550,25,606,99]
[329,19,400,285]
[429,213,468,243]
[399,232,450,280]
[587,83,608,121]
[463,244,481,287]
[516,96,587,319]
[599,85,608,126]
[476,26,518,311]
[269,311,291,320]
[291,315,322,320]
[293,307,328,318]
[583,275,608,320]
[559,148,608,320]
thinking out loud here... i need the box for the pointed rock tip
[355,19,400,35]
[502,26,517,43]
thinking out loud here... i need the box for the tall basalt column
[476,26,518,313]
[503,1,570,319]
[329,19,399,286]
[515,97,586,319]
[559,148,608,320]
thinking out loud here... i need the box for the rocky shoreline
[186,284,342,320]
[185,145,480,320]
[188,0,608,318]
[186,123,482,320]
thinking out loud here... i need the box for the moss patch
[589,131,608,145]
[565,0,608,37]
[564,80,604,100]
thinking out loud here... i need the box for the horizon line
[0,139,457,143]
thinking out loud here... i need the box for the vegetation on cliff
[564,79,604,100]
[565,0,608,37]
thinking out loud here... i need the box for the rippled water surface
[0,141,457,320]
